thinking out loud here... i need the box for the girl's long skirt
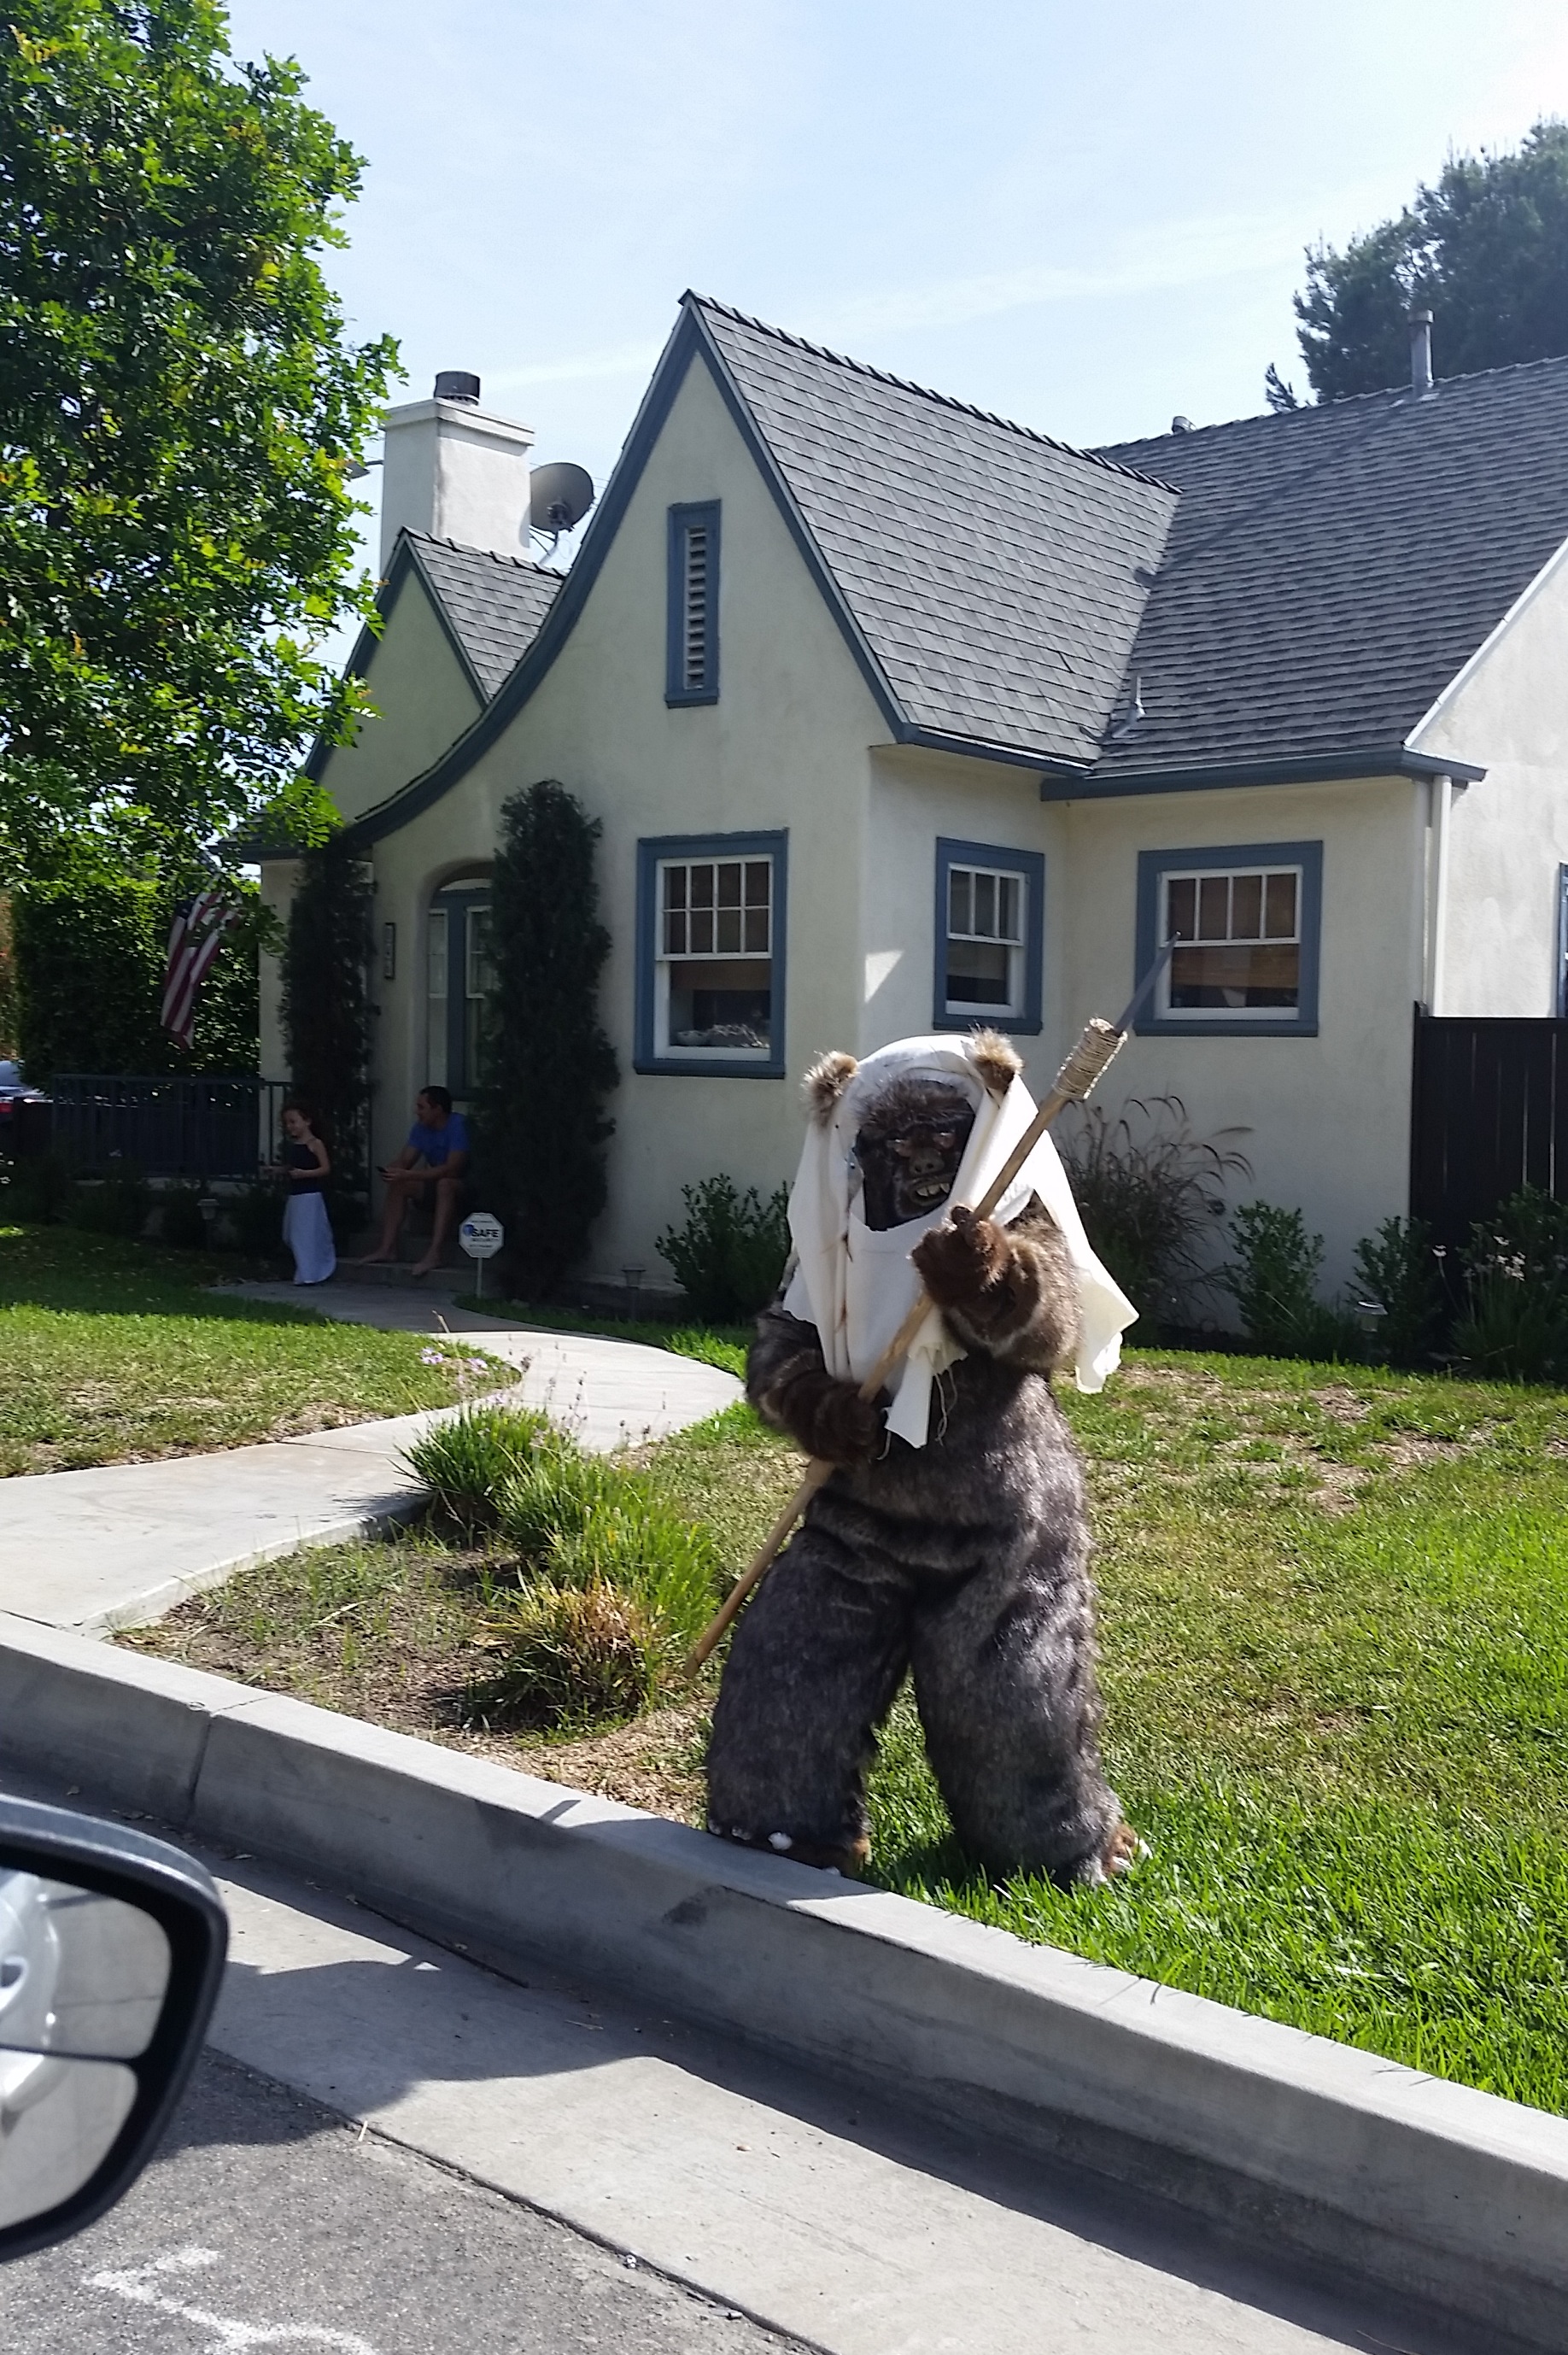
[283,1191,336,1286]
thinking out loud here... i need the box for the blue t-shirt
[408,1112,469,1168]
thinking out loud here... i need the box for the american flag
[161,888,240,1051]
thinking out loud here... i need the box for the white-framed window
[1160,864,1302,1016]
[636,832,787,1076]
[933,837,1044,1034]
[657,854,773,1057]
[945,862,1027,1018]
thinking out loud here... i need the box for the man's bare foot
[408,1256,441,1278]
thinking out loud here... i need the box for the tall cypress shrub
[281,835,371,1192]
[478,780,618,1298]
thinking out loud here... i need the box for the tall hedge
[13,877,258,1081]
[477,780,618,1298]
[280,835,371,1190]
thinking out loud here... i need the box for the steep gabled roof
[1090,356,1568,788]
[693,300,1177,769]
[403,534,562,700]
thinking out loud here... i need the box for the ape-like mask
[852,1076,976,1232]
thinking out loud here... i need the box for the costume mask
[852,1078,977,1232]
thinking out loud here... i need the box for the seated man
[355,1087,470,1277]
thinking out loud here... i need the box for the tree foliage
[477,780,618,1300]
[13,874,257,1079]
[0,0,399,883]
[1287,120,1568,402]
[279,834,370,1189]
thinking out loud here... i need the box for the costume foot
[1089,1821,1145,1883]
[708,1822,870,1878]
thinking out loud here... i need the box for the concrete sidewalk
[1,1283,740,1637]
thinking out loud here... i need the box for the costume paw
[911,1204,1009,1309]
[708,1822,870,1877]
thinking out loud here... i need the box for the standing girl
[275,1103,335,1286]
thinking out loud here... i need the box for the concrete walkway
[1,1283,740,1638]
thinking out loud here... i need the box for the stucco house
[258,296,1568,1301]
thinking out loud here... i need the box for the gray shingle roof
[694,300,1178,767]
[1093,357,1568,778]
[406,534,561,700]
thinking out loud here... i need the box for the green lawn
[126,1340,1568,2116]
[0,1224,508,1473]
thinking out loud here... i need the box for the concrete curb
[3,1611,1564,2351]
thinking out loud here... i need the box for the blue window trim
[665,501,721,706]
[635,830,787,1078]
[933,838,1044,1036]
[1557,865,1568,1018]
[1134,839,1323,1038]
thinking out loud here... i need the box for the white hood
[781,1034,1137,1448]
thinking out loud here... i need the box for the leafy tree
[1288,120,1568,402]
[0,0,399,884]
[13,874,257,1078]
[477,781,618,1300]
[280,835,370,1191]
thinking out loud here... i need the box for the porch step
[331,1257,466,1294]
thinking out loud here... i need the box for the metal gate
[1409,1013,1568,1252]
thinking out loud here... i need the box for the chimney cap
[1171,414,1194,434]
[434,370,481,405]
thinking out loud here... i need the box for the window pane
[1198,876,1228,940]
[717,862,742,907]
[465,908,492,999]
[717,906,742,953]
[427,910,448,999]
[1170,943,1300,1010]
[691,863,715,909]
[998,875,1021,943]
[665,907,687,954]
[666,958,771,1052]
[744,861,770,907]
[1231,873,1262,939]
[664,864,687,911]
[691,905,714,954]
[744,906,769,952]
[949,868,972,936]
[974,872,997,937]
[1165,876,1196,943]
[1265,871,1298,939]
[945,940,1012,1006]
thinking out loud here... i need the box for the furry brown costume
[706,1038,1136,1886]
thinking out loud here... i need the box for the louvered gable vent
[666,501,721,704]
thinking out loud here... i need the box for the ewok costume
[707,1030,1141,1886]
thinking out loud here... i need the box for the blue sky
[227,0,1568,571]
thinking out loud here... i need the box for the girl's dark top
[285,1140,326,1194]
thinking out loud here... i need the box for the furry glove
[911,1204,1011,1309]
[759,1353,885,1465]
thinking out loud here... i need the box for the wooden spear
[684,956,1172,1678]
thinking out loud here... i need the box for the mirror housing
[0,1796,227,2262]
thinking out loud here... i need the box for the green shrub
[405,1404,554,1533]
[1056,1093,1251,1326]
[1351,1216,1444,1366]
[547,1494,724,1646]
[1453,1186,1568,1380]
[157,1185,210,1250]
[469,1578,661,1732]
[12,879,258,1081]
[231,1180,285,1259]
[66,1170,150,1239]
[1221,1202,1360,1360]
[657,1173,790,1321]
[281,836,372,1192]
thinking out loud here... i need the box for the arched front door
[426,880,492,1104]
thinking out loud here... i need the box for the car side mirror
[0,1796,227,2262]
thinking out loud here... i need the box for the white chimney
[1408,309,1434,396]
[378,372,535,572]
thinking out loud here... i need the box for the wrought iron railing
[49,1076,292,1180]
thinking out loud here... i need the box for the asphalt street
[0,2048,796,2354]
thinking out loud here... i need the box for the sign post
[458,1211,504,1301]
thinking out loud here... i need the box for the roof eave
[894,722,1091,779]
[1039,746,1487,802]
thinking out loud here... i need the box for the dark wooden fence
[50,1075,290,1180]
[1409,1014,1568,1254]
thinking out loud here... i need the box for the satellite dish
[529,462,595,536]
